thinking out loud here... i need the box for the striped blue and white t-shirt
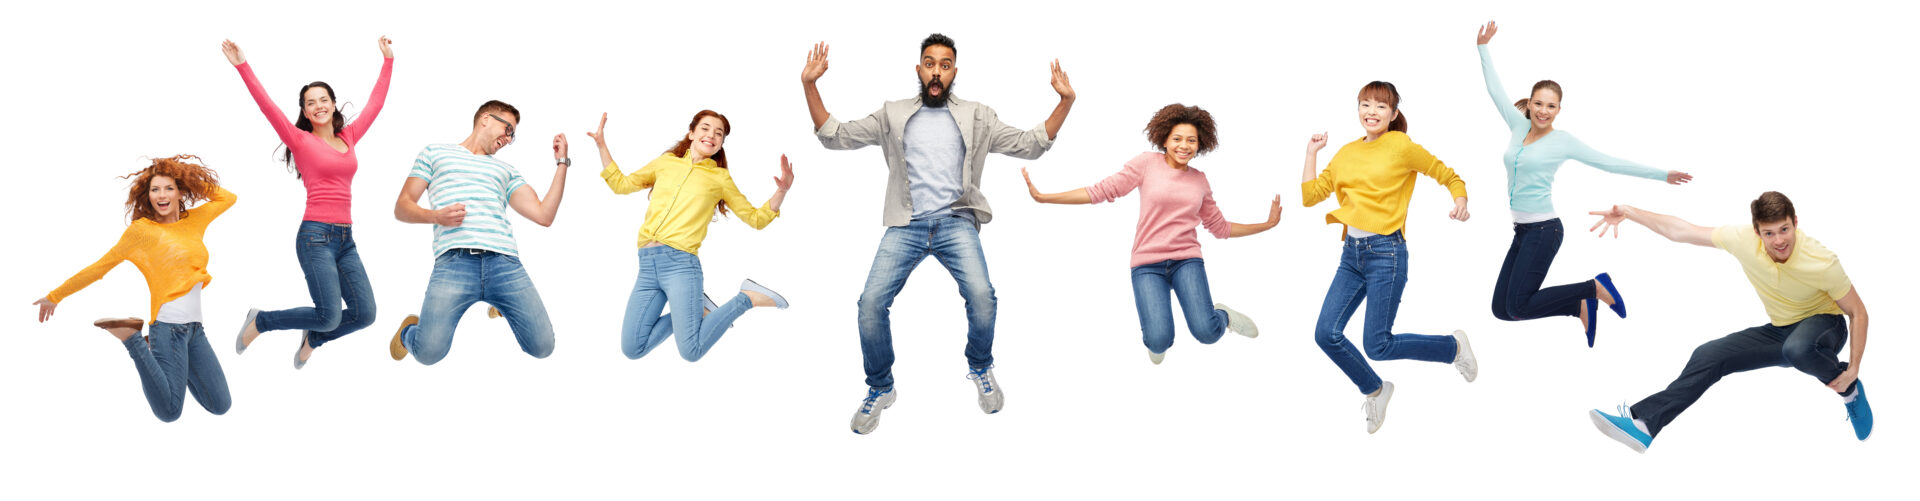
[409,144,531,257]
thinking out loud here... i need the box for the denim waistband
[637,245,691,257]
[1512,218,1563,231]
[1342,230,1404,247]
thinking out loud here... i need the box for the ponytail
[1359,80,1410,134]
[1390,110,1409,133]
[1514,98,1531,119]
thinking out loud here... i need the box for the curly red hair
[120,154,221,223]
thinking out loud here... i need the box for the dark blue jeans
[255,221,377,348]
[1313,232,1459,395]
[126,321,231,422]
[1630,314,1849,437]
[1490,219,1592,322]
[1130,258,1228,354]
[857,215,995,390]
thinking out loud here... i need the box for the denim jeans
[621,246,754,361]
[1313,231,1459,395]
[1489,219,1592,322]
[858,215,995,390]
[402,249,555,365]
[125,321,231,422]
[1630,314,1849,437]
[1130,258,1228,354]
[255,221,378,348]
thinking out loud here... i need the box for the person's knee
[313,307,344,333]
[1361,333,1393,360]
[413,342,451,366]
[962,281,997,315]
[678,345,708,363]
[1314,326,1343,350]
[528,337,555,359]
[206,397,232,416]
[152,403,184,423]
[1780,340,1819,368]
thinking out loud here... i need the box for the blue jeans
[1630,314,1849,437]
[255,221,378,348]
[1130,258,1228,354]
[1490,219,1592,322]
[125,321,231,422]
[858,215,995,390]
[402,249,555,365]
[621,246,754,361]
[1313,232,1459,395]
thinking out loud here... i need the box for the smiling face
[686,116,728,159]
[1527,88,1561,129]
[481,112,517,155]
[302,86,336,129]
[916,44,958,107]
[1358,98,1397,137]
[148,175,180,221]
[1163,123,1200,168]
[1756,218,1797,263]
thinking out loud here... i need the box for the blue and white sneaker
[739,279,789,309]
[1845,381,1873,441]
[850,387,897,435]
[1590,405,1653,453]
[968,366,1004,414]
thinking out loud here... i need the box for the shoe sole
[235,308,260,355]
[1588,409,1649,454]
[390,315,418,361]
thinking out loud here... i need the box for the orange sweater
[47,187,237,321]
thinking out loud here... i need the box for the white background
[2,0,1912,498]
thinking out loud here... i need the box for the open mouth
[1364,118,1380,127]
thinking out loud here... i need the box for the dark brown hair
[665,110,733,218]
[1357,81,1408,133]
[121,155,221,224]
[472,100,521,127]
[1143,104,1219,156]
[1512,80,1564,120]
[1750,191,1797,229]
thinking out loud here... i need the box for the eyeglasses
[488,113,517,144]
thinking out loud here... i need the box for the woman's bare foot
[1593,280,1618,306]
[744,290,776,307]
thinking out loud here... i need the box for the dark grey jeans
[1630,313,1848,437]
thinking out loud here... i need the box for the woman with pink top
[224,37,393,369]
[1022,104,1281,364]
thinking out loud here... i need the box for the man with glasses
[800,34,1076,434]
[387,100,575,365]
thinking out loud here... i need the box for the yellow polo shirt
[1712,225,1851,326]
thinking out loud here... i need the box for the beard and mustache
[918,74,955,108]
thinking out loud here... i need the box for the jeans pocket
[299,229,327,247]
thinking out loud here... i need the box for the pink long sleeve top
[1086,152,1231,268]
[234,57,392,224]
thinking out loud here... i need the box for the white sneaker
[1216,302,1258,338]
[1149,350,1165,365]
[850,387,897,435]
[1452,330,1477,383]
[1365,381,1396,434]
[967,366,1004,414]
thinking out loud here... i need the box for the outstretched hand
[774,155,795,192]
[1666,170,1694,185]
[32,297,55,323]
[586,112,609,148]
[378,36,394,59]
[1266,195,1284,223]
[1477,21,1498,45]
[1050,59,1074,100]
[221,39,245,66]
[801,42,830,84]
[1021,167,1044,202]
[1589,205,1627,238]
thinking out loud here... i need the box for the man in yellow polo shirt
[1583,192,1872,453]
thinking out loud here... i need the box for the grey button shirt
[814,95,1056,227]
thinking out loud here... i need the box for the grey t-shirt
[903,105,968,221]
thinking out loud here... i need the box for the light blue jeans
[1313,232,1458,395]
[401,249,555,365]
[1130,257,1228,354]
[255,221,377,348]
[621,246,754,361]
[858,215,995,390]
[126,321,231,422]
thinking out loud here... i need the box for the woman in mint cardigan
[1476,21,1692,346]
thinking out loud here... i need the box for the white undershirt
[1346,226,1380,239]
[1511,209,1559,224]
[155,282,205,324]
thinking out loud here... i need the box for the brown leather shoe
[92,317,145,343]
[389,314,418,361]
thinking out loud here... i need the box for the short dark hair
[1750,191,1797,229]
[921,33,956,58]
[1144,104,1220,156]
[473,100,520,127]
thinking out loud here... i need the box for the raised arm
[341,36,395,140]
[1041,59,1076,140]
[1827,287,1868,393]
[587,113,657,194]
[1586,204,1714,246]
[1476,22,1528,131]
[508,134,572,227]
[225,39,300,145]
[1020,167,1093,205]
[719,155,793,230]
[800,42,833,131]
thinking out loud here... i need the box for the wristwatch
[556,157,572,167]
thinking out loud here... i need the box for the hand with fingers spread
[435,203,468,227]
[1589,205,1627,238]
[1666,170,1694,185]
[378,35,394,59]
[1449,197,1471,222]
[221,39,246,66]
[1049,59,1075,101]
[587,112,610,148]
[1477,20,1498,45]
[801,42,830,85]
[32,297,56,323]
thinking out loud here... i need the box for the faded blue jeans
[255,221,377,348]
[126,321,232,422]
[621,246,755,361]
[401,249,555,365]
[1131,257,1228,354]
[858,215,995,390]
[1314,231,1459,395]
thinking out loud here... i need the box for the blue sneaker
[1590,406,1652,453]
[1845,381,1873,441]
[1583,298,1599,348]
[1595,273,1627,318]
[850,387,897,435]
